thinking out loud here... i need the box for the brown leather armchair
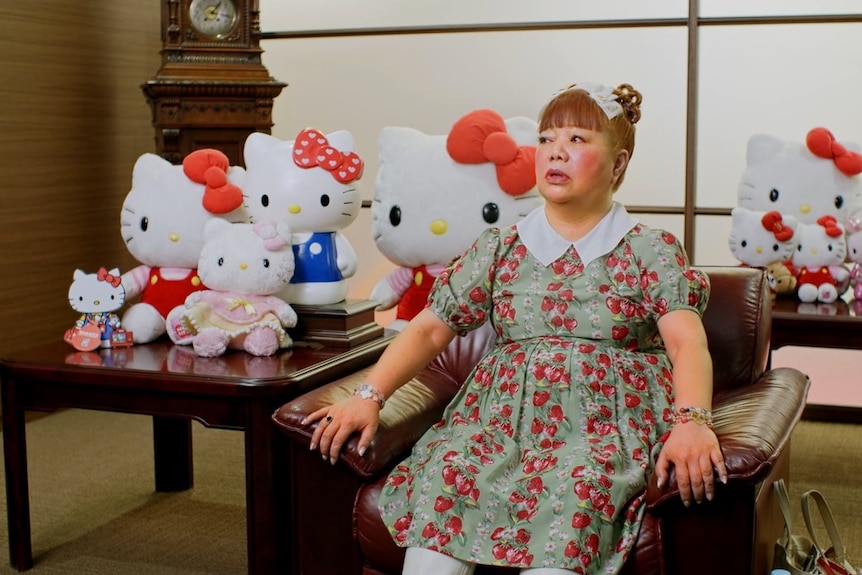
[273,266,810,575]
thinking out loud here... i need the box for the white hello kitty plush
[242,129,364,306]
[737,128,862,226]
[120,149,248,343]
[168,219,297,357]
[371,109,544,330]
[791,216,848,303]
[64,267,131,350]
[727,207,798,295]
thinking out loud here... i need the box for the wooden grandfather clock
[142,0,286,165]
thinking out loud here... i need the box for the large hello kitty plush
[168,219,297,357]
[242,129,364,306]
[791,216,848,303]
[371,109,544,330]
[120,150,248,343]
[737,128,862,226]
[727,207,798,295]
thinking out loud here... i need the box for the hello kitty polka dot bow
[292,128,364,183]
[446,109,536,196]
[806,127,862,177]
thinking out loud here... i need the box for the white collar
[516,202,638,267]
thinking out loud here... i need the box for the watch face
[189,0,239,39]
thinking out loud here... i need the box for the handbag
[801,489,858,575]
[773,479,823,575]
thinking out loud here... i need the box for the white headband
[560,82,623,120]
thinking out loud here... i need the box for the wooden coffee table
[771,296,862,423]
[1,334,392,574]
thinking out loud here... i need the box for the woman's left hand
[654,422,728,506]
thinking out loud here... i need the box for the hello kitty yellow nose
[756,247,763,254]
[430,220,447,235]
[240,263,248,270]
[288,204,301,215]
[169,233,180,243]
[800,204,811,214]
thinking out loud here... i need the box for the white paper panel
[260,0,687,32]
[262,27,688,209]
[700,1,862,18]
[696,22,862,210]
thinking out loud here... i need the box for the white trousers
[402,547,573,575]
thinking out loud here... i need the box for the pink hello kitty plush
[845,211,862,300]
[371,109,544,330]
[120,149,248,342]
[168,219,297,357]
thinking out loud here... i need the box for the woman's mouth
[545,169,570,184]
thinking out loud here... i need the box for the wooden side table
[771,296,862,423]
[1,334,393,574]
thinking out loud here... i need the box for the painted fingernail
[721,475,728,484]
[322,454,327,461]
[656,478,663,489]
[300,418,308,425]
[330,457,337,465]
[358,446,366,457]
[309,443,316,451]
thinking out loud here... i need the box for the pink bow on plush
[97,267,121,287]
[806,127,862,177]
[292,128,364,183]
[446,109,536,197]
[182,149,244,215]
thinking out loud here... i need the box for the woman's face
[535,125,626,207]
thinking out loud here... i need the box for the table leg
[152,416,193,492]
[1,380,33,571]
[244,401,292,575]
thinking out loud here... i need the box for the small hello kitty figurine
[243,130,364,306]
[120,149,248,342]
[64,267,133,350]
[371,109,544,330]
[791,215,848,303]
[168,219,298,357]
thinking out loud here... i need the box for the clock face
[188,0,239,39]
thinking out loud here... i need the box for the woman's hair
[538,83,643,189]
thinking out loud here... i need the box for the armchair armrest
[273,361,461,479]
[644,367,810,510]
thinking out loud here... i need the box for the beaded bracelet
[354,383,386,409]
[672,406,714,429]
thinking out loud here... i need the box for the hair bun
[615,84,642,124]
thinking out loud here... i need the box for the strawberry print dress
[377,203,710,573]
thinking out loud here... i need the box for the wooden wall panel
[0,1,161,356]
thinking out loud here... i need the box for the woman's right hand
[302,396,381,464]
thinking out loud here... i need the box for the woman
[303,82,727,574]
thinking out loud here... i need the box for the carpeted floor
[0,410,858,574]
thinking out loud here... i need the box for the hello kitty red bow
[761,211,794,241]
[806,127,862,177]
[182,149,244,215]
[292,128,364,183]
[97,267,121,287]
[446,109,536,196]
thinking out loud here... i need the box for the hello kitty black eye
[482,203,500,224]
[218,257,224,266]
[741,240,748,248]
[389,205,402,226]
[263,259,270,268]
[835,196,844,210]
[140,217,149,232]
[320,194,330,207]
[261,195,270,208]
[769,189,779,202]
[110,295,115,300]
[772,244,779,252]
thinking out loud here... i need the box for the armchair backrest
[699,266,771,395]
